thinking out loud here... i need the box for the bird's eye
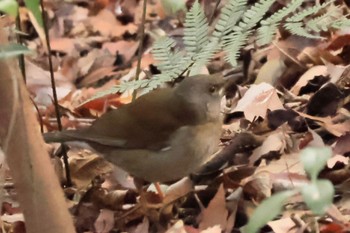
[209,85,217,93]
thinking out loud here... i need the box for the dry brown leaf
[199,184,227,231]
[88,9,137,38]
[50,38,77,54]
[334,133,350,155]
[69,151,113,189]
[243,173,272,202]
[233,83,284,121]
[102,40,139,63]
[298,112,350,137]
[165,220,187,233]
[254,153,305,177]
[327,155,349,169]
[94,209,115,233]
[249,130,288,165]
[291,65,328,95]
[81,66,118,86]
[268,218,297,233]
[25,60,75,106]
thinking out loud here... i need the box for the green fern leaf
[223,0,275,66]
[284,22,323,39]
[224,31,249,66]
[190,39,221,74]
[256,24,278,46]
[239,0,275,29]
[306,6,343,32]
[184,1,209,57]
[264,0,304,24]
[257,0,304,45]
[331,17,350,29]
[212,0,247,39]
[286,0,334,22]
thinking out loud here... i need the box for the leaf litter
[2,0,350,232]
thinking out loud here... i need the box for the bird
[44,74,225,183]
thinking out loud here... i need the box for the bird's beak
[218,85,225,97]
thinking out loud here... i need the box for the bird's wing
[83,89,193,150]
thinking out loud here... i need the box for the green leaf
[301,180,334,215]
[300,147,332,181]
[0,44,32,58]
[183,0,209,57]
[24,0,43,27]
[0,0,18,17]
[243,190,296,233]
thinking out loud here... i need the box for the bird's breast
[104,122,222,183]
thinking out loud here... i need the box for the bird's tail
[43,131,83,143]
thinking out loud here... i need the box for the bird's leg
[154,182,164,200]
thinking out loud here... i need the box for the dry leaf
[166,220,187,233]
[199,184,228,231]
[102,40,139,63]
[268,218,297,233]
[291,66,328,95]
[233,83,284,121]
[249,130,288,165]
[94,209,115,233]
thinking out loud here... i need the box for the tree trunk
[0,28,75,233]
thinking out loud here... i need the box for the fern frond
[238,0,275,30]
[183,1,209,57]
[190,39,221,74]
[223,31,249,66]
[117,79,150,93]
[212,0,247,39]
[307,12,337,32]
[264,0,304,24]
[148,36,194,90]
[223,0,275,66]
[152,37,182,73]
[331,17,350,29]
[284,22,323,39]
[257,0,304,45]
[286,0,334,22]
[306,6,345,32]
[85,79,150,102]
[256,24,278,46]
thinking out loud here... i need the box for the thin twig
[208,0,221,26]
[40,0,72,187]
[132,0,147,101]
[15,8,26,82]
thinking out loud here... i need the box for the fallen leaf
[291,65,328,95]
[199,184,228,231]
[94,209,115,233]
[102,40,139,63]
[249,130,288,165]
[233,83,284,121]
[88,9,137,38]
[268,218,297,233]
[327,155,349,169]
[166,220,187,233]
